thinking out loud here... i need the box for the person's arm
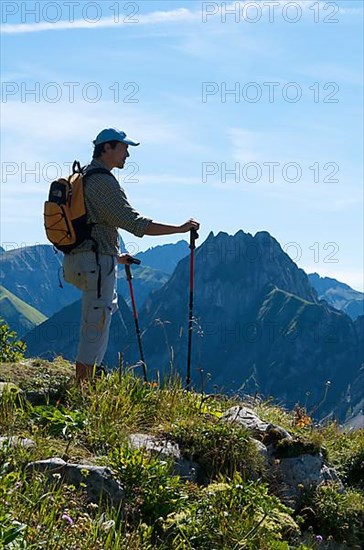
[145,219,199,236]
[86,174,152,237]
[86,173,199,237]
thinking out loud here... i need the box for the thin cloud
[1,7,199,34]
[2,2,360,35]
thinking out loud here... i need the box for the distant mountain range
[0,242,170,319]
[24,293,141,368]
[135,240,189,274]
[2,241,361,324]
[19,230,363,422]
[2,233,363,423]
[0,245,79,317]
[308,273,363,320]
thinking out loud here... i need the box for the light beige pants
[63,251,118,365]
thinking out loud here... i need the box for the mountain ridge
[0,284,47,336]
[308,272,364,320]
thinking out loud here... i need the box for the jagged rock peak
[254,230,280,246]
[203,230,282,250]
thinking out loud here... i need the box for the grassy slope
[0,357,73,396]
[0,358,363,549]
[0,285,47,335]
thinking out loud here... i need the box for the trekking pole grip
[125,264,132,281]
[124,257,141,281]
[189,228,199,250]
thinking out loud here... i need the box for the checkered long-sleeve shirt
[74,159,151,256]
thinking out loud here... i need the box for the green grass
[0,286,47,336]
[0,357,73,403]
[0,358,363,549]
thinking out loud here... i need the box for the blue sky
[1,0,363,290]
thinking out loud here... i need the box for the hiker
[62,128,200,383]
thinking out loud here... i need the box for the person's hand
[116,253,134,265]
[180,219,200,233]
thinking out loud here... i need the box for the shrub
[108,445,186,527]
[311,483,364,546]
[343,446,364,490]
[0,320,26,363]
[162,474,300,549]
[170,419,264,481]
[320,423,364,490]
[29,404,87,438]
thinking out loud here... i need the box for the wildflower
[296,415,311,428]
[294,406,311,428]
[61,513,74,525]
[315,535,323,543]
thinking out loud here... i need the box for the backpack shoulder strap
[72,160,83,174]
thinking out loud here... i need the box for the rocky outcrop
[222,405,292,441]
[15,404,342,512]
[129,433,199,481]
[222,405,342,509]
[274,453,342,509]
[26,458,124,507]
[0,436,35,449]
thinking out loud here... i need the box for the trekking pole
[125,257,148,383]
[186,228,199,390]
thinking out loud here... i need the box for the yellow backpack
[44,161,109,253]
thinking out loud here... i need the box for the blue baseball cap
[93,128,140,146]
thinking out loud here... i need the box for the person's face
[104,142,130,169]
